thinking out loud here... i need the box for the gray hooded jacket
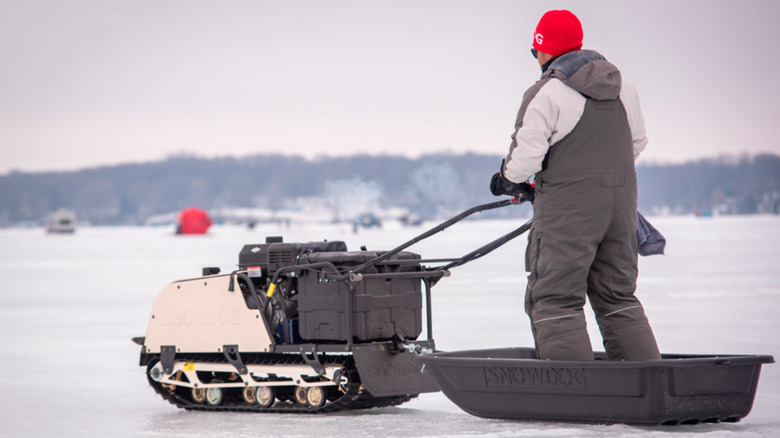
[503,50,649,184]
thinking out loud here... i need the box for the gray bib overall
[524,96,661,361]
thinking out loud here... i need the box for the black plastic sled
[417,347,774,425]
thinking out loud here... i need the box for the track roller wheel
[306,387,326,408]
[256,386,275,408]
[294,386,308,405]
[242,386,257,404]
[148,362,165,382]
[205,380,224,406]
[191,387,206,404]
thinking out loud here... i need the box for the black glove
[490,172,535,202]
[517,181,535,202]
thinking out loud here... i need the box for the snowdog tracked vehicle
[133,199,530,412]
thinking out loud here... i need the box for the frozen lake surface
[1,213,779,437]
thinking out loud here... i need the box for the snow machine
[133,198,530,412]
[416,347,774,425]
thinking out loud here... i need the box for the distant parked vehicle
[399,213,423,226]
[45,209,77,234]
[356,213,382,228]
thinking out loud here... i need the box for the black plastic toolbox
[297,250,424,342]
[416,347,774,425]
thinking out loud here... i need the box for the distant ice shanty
[176,207,212,235]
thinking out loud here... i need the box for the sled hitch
[392,334,433,355]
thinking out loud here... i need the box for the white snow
[1,214,778,437]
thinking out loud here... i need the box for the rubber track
[146,352,417,413]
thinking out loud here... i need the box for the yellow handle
[266,283,276,298]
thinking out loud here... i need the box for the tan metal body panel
[144,273,273,353]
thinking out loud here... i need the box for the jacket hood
[542,50,621,100]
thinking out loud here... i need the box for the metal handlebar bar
[347,197,529,276]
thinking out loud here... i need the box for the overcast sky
[2,0,779,174]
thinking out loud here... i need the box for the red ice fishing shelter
[176,207,212,235]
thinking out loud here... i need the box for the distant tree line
[1,152,778,226]
[637,154,780,215]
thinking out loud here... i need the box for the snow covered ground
[1,212,778,437]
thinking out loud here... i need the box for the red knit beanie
[533,10,583,57]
